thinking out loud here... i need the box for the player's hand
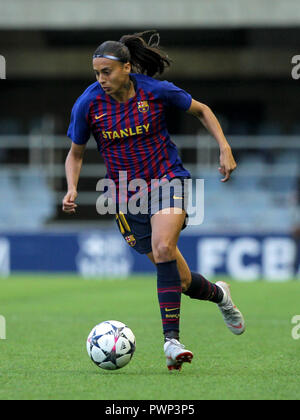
[219,145,237,182]
[62,190,78,214]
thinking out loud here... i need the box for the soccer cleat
[216,281,245,335]
[164,338,193,371]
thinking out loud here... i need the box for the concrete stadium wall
[1,0,300,29]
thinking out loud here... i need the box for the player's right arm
[64,92,91,214]
[62,142,86,214]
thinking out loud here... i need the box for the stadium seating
[194,153,298,232]
[0,168,55,230]
[0,132,298,233]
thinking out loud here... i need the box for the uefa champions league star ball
[86,320,136,370]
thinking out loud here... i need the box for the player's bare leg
[151,207,186,263]
[147,247,192,292]
[150,208,193,371]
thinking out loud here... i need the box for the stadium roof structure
[1,0,300,30]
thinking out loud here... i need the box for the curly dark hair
[93,30,171,77]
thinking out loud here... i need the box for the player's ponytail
[93,30,171,77]
[119,30,171,77]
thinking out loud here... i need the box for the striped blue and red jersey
[67,73,192,200]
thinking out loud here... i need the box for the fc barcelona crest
[137,101,149,113]
[125,235,137,247]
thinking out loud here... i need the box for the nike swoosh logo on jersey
[165,307,180,312]
[95,113,107,120]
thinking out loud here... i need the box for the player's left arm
[187,99,237,182]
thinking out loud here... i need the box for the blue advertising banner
[0,231,299,281]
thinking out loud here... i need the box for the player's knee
[180,274,192,293]
[152,240,176,263]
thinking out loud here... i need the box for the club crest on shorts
[137,101,149,113]
[125,234,137,247]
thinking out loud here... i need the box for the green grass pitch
[0,274,299,400]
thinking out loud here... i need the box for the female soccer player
[63,30,245,371]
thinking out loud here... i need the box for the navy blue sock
[156,260,182,340]
[183,272,224,304]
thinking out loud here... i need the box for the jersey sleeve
[160,81,192,111]
[67,96,91,145]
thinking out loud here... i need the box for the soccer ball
[86,320,136,370]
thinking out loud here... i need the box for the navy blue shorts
[115,177,189,255]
